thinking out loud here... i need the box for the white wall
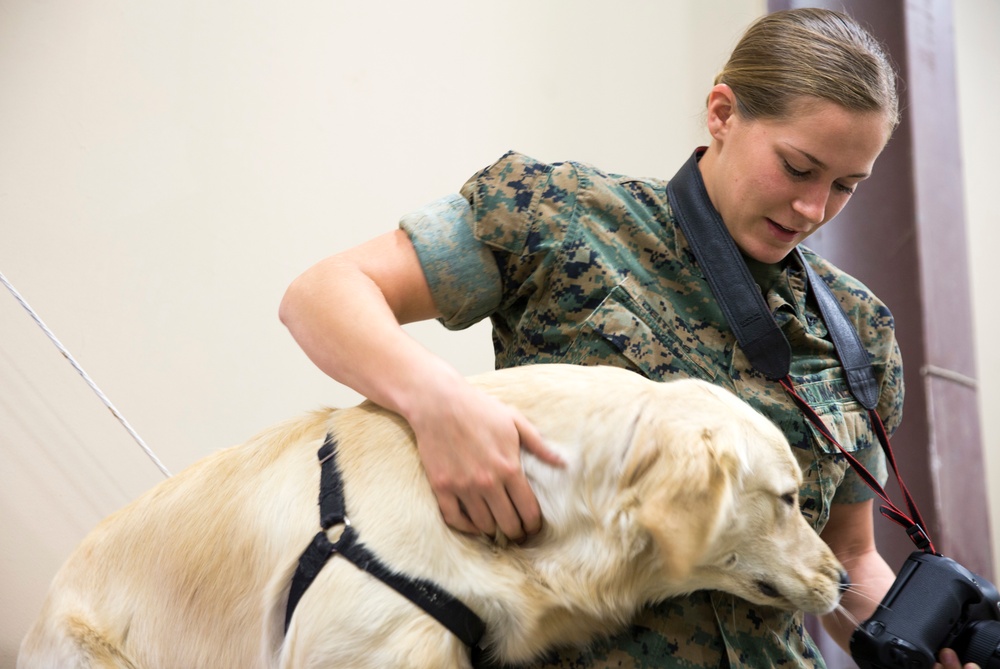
[0,1,764,664]
[3,1,996,665]
[955,0,1000,584]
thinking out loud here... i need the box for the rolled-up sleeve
[399,193,502,330]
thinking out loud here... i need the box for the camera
[851,551,1000,669]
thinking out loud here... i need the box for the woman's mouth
[766,218,799,242]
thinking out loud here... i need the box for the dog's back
[20,364,845,669]
[19,392,495,669]
[18,411,333,669]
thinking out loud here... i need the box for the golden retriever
[19,364,846,669]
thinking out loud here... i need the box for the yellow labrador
[19,364,846,669]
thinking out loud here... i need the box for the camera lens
[954,620,1000,669]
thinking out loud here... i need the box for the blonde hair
[715,8,900,131]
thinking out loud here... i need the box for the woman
[280,9,974,669]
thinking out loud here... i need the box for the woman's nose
[792,184,829,225]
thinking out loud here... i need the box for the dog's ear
[629,427,733,582]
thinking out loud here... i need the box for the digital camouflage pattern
[399,151,904,669]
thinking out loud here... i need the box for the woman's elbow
[278,270,316,332]
[278,280,297,330]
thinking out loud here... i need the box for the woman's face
[699,87,891,264]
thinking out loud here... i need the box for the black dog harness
[284,433,486,650]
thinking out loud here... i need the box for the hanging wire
[0,270,172,478]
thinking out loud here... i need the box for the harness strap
[284,434,487,650]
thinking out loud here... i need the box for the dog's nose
[838,570,851,592]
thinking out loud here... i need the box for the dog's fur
[20,364,846,669]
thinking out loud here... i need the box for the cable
[0,270,172,478]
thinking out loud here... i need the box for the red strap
[779,376,936,554]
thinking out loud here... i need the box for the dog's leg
[66,616,139,669]
[18,613,139,669]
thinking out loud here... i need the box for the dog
[19,363,846,668]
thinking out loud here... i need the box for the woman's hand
[280,229,562,540]
[935,648,981,669]
[405,379,564,541]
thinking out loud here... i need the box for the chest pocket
[563,278,722,383]
[724,329,879,531]
[793,375,874,455]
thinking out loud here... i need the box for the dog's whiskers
[832,603,861,629]
[842,582,883,608]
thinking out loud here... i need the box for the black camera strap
[667,149,935,554]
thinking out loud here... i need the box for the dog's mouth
[752,577,844,615]
[755,580,781,599]
[753,580,798,610]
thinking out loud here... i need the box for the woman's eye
[783,161,809,178]
[784,159,856,195]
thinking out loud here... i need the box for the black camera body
[851,551,1000,669]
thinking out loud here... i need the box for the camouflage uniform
[399,151,904,669]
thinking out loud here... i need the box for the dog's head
[620,378,847,616]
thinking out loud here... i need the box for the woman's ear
[706,83,738,141]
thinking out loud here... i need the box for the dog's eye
[780,492,796,507]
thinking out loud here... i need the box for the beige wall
[955,0,1000,583]
[0,1,763,663]
[1,1,996,666]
